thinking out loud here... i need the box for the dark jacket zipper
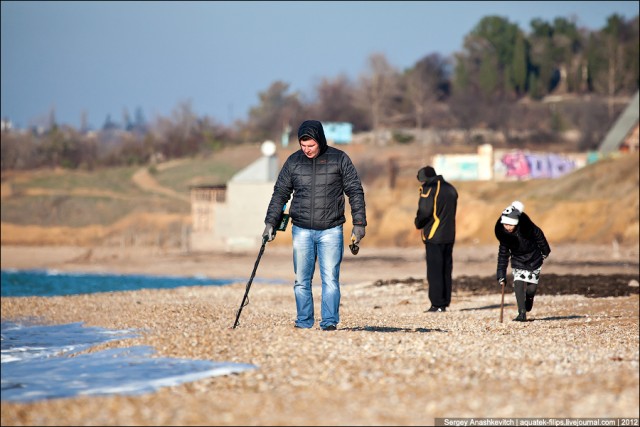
[310,156,316,229]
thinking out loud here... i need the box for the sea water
[1,320,256,402]
[1,269,246,297]
[0,270,271,402]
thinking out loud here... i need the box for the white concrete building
[190,142,281,252]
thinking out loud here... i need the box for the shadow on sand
[342,326,448,333]
[459,303,515,311]
[530,315,587,321]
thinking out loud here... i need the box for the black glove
[352,225,366,244]
[262,224,275,242]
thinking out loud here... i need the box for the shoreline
[2,243,638,282]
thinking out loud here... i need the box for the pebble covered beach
[2,274,638,426]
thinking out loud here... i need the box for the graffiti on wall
[431,147,594,181]
[496,151,588,180]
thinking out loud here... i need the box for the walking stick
[232,236,268,329]
[499,279,506,323]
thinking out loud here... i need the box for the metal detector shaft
[232,236,268,329]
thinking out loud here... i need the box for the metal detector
[232,205,289,329]
[232,236,268,329]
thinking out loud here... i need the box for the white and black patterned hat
[501,201,524,225]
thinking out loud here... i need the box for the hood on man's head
[417,166,437,182]
[297,120,328,153]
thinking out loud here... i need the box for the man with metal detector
[262,119,367,331]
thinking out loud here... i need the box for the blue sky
[2,1,638,129]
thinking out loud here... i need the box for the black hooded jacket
[264,120,367,231]
[495,212,551,280]
[414,175,458,244]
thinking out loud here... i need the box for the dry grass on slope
[1,145,637,248]
[1,212,188,246]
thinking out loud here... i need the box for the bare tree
[357,53,401,139]
[309,74,370,131]
[245,81,305,142]
[404,53,451,129]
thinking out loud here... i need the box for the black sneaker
[525,295,535,312]
[426,306,446,312]
[322,325,337,331]
[513,312,527,322]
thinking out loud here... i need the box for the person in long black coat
[415,166,458,313]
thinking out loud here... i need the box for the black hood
[297,120,328,154]
[417,166,437,182]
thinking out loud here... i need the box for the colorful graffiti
[432,147,594,181]
[497,151,586,180]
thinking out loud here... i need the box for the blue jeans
[292,224,343,329]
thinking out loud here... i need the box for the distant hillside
[1,143,638,248]
[340,147,639,248]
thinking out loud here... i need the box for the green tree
[603,14,638,95]
[528,18,559,96]
[511,31,528,95]
[527,73,541,99]
[471,16,519,68]
[550,17,583,93]
[479,52,498,97]
[453,53,470,93]
[454,16,521,98]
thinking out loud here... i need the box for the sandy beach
[1,244,639,426]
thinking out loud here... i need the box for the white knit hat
[501,201,524,225]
